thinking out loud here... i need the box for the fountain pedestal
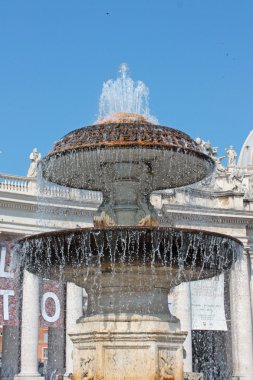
[70,314,187,380]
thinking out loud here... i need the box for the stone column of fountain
[17,65,242,380]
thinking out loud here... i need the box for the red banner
[0,242,20,326]
[0,241,65,327]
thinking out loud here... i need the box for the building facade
[0,131,253,380]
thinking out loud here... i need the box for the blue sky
[0,0,252,176]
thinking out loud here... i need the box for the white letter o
[41,292,60,323]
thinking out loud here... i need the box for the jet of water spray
[98,63,157,123]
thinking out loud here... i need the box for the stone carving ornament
[80,356,95,380]
[52,123,204,153]
[159,351,175,380]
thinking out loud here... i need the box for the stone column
[65,283,83,377]
[1,326,19,380]
[249,250,253,322]
[173,282,192,372]
[230,250,253,380]
[15,270,41,380]
[47,327,65,377]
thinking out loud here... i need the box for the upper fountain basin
[41,117,214,191]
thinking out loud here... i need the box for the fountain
[17,64,242,380]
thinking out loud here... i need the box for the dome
[238,130,253,171]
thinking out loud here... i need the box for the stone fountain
[17,65,241,380]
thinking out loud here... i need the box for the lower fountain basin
[16,226,241,316]
[17,226,241,288]
[16,226,242,316]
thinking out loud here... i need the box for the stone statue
[195,138,218,158]
[228,168,245,191]
[27,148,41,177]
[225,145,237,168]
[213,155,226,172]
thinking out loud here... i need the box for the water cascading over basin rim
[41,121,215,190]
[18,226,242,290]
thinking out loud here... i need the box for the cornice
[0,191,100,207]
[158,188,245,200]
[160,208,253,227]
[0,200,37,212]
[162,203,253,218]
[0,199,95,217]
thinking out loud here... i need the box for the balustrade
[0,173,102,202]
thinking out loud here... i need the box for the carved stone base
[69,314,187,380]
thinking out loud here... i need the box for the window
[42,348,48,359]
[43,332,48,343]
